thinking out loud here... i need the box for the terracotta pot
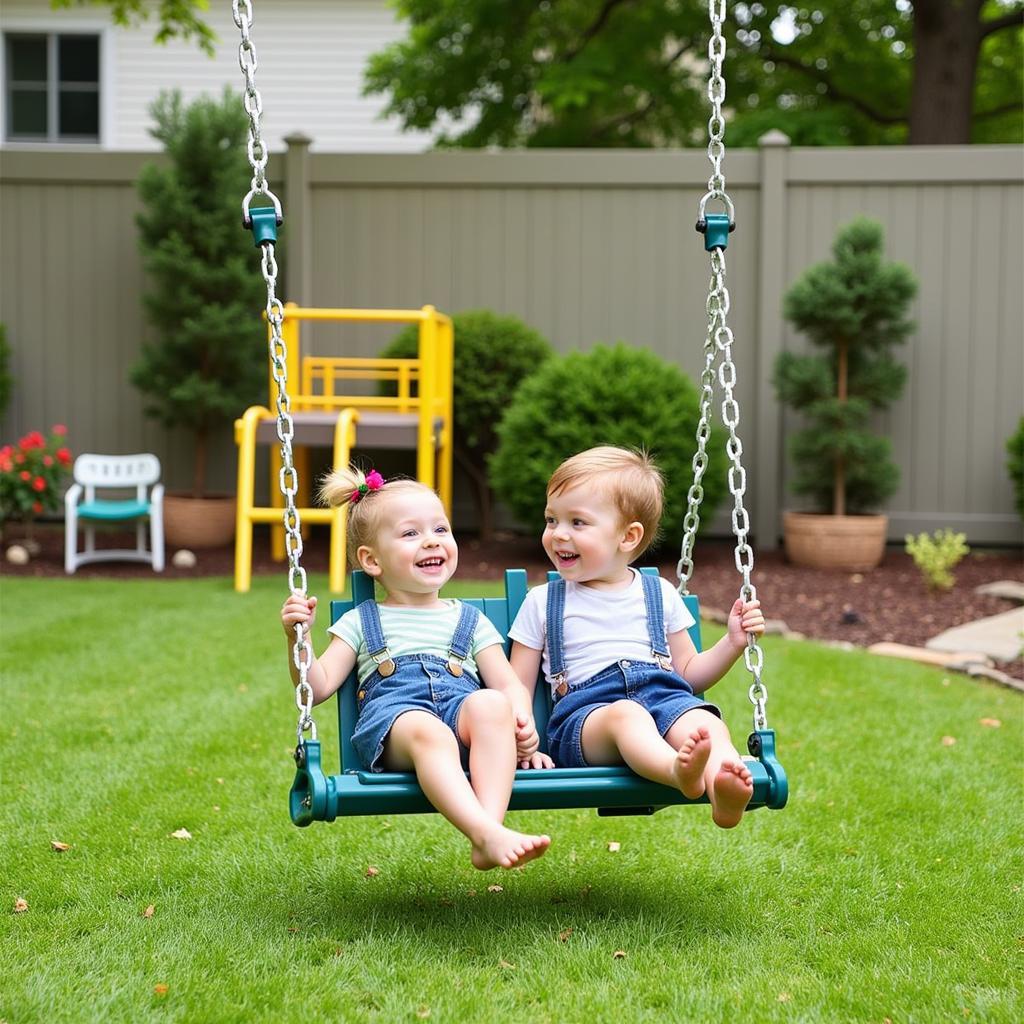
[782,511,888,571]
[164,494,236,549]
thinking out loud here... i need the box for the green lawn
[2,574,1021,1023]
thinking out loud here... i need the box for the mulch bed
[5,524,1022,679]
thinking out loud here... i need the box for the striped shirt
[327,600,505,684]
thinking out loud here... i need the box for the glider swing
[231,0,787,823]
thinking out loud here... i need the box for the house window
[5,33,100,142]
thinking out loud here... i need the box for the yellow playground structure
[234,304,454,593]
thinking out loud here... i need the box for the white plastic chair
[65,454,165,574]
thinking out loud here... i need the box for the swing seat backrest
[330,568,701,774]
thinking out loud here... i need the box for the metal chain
[232,1,316,743]
[676,0,768,731]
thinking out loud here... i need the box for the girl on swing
[281,466,551,870]
[508,446,765,828]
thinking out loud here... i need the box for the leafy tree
[132,89,266,497]
[380,310,553,540]
[773,218,916,515]
[54,1,216,55]
[1007,417,1024,520]
[362,0,1022,146]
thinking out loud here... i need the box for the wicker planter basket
[164,494,236,549]
[782,511,888,572]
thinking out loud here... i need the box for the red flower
[0,445,11,459]
[56,448,72,465]
[19,431,45,450]
[52,424,68,436]
[32,501,43,514]
[43,454,54,467]
[15,453,25,464]
[19,470,31,481]
[32,476,46,492]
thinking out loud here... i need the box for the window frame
[4,30,102,144]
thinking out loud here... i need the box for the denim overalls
[544,573,720,768]
[350,600,483,772]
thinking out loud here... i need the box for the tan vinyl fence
[1,136,1021,546]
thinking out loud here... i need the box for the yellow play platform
[234,304,453,593]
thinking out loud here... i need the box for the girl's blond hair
[547,446,664,559]
[319,466,437,566]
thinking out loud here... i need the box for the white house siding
[1,0,432,152]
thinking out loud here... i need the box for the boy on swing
[508,446,765,828]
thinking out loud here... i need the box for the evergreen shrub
[490,344,726,541]
[380,310,553,537]
[773,218,916,515]
[1007,417,1024,520]
[132,89,266,496]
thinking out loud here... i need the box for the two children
[282,447,765,867]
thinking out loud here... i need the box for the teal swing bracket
[696,212,735,252]
[242,187,283,247]
[289,739,337,826]
[747,729,788,809]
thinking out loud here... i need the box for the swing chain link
[233,0,316,744]
[678,0,768,732]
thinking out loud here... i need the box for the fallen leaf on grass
[487,885,503,894]
[50,840,71,852]
[416,1007,430,1019]
[365,865,380,878]
[941,736,956,746]
[499,959,516,969]
[607,842,621,853]
[612,950,627,960]
[558,928,573,942]
[169,828,192,840]
[13,898,28,913]
[154,984,168,996]
[778,992,791,1003]
[216,777,224,785]
[980,718,1001,728]
[287,927,299,933]
[142,905,155,919]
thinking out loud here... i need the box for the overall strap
[546,579,569,696]
[640,572,674,671]
[356,599,396,677]
[446,602,481,677]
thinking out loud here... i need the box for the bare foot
[709,760,753,829]
[471,826,551,870]
[672,726,711,799]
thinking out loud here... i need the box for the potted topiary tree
[379,310,553,540]
[774,217,916,570]
[132,89,266,548]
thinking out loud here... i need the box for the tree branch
[563,0,638,62]
[979,8,1024,39]
[761,50,905,126]
[975,100,1024,120]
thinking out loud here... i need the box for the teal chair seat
[290,568,787,824]
[78,499,151,520]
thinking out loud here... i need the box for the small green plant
[1006,416,1024,520]
[0,323,12,420]
[904,529,969,590]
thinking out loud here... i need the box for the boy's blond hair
[319,466,437,566]
[547,446,664,558]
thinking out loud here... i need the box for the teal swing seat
[290,568,787,825]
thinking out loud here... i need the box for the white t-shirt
[507,569,695,694]
[328,600,504,684]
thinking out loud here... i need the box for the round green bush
[1007,416,1024,520]
[380,309,553,536]
[490,344,728,545]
